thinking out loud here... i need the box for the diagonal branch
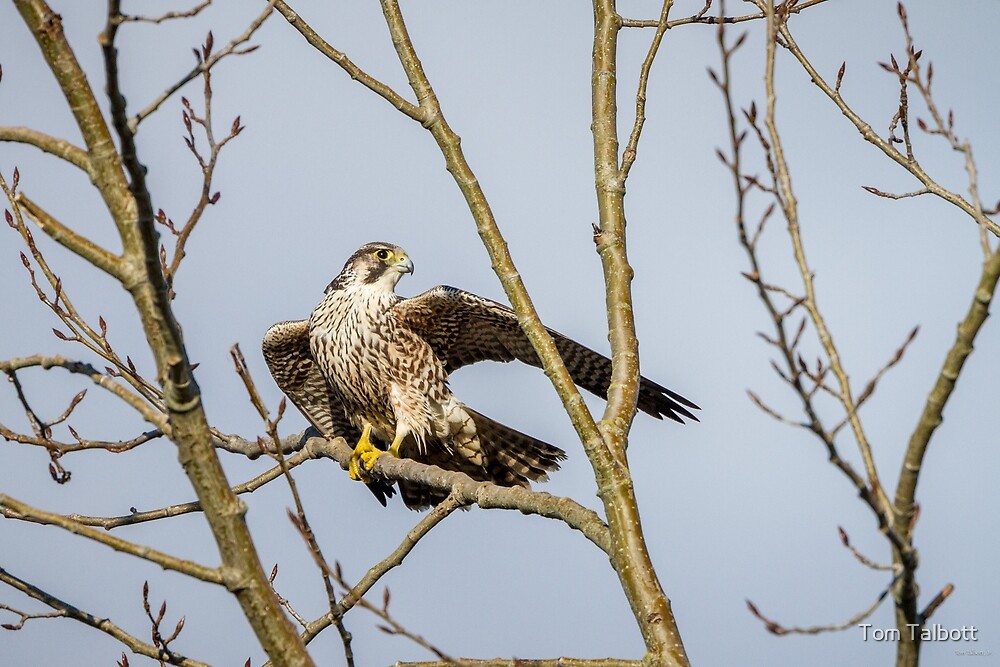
[620,0,674,181]
[120,0,211,24]
[15,192,124,279]
[3,177,164,407]
[746,573,897,636]
[0,495,223,584]
[893,247,1000,537]
[761,1,892,521]
[276,4,688,664]
[13,0,135,245]
[15,2,316,664]
[771,10,1000,239]
[272,0,606,466]
[291,490,466,650]
[0,566,210,667]
[0,355,167,428]
[0,127,93,176]
[271,0,421,120]
[129,1,275,131]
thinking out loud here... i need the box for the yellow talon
[348,426,407,483]
[349,425,383,482]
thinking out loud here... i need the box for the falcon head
[327,242,414,292]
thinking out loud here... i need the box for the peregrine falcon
[263,242,698,509]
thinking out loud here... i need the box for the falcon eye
[375,249,391,260]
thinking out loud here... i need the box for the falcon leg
[350,426,406,482]
[386,432,406,458]
[349,424,382,482]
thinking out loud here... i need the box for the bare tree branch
[271,0,421,120]
[746,575,897,636]
[8,2,319,662]
[759,0,892,522]
[769,4,1000,238]
[0,601,66,630]
[129,2,275,131]
[620,0,674,181]
[15,192,124,279]
[621,0,829,29]
[120,0,212,24]
[0,495,223,584]
[292,491,467,650]
[0,566,210,667]
[0,126,92,176]
[838,526,898,573]
[394,661,641,667]
[0,354,166,428]
[919,583,954,622]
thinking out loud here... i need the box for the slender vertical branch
[761,1,892,520]
[592,2,641,453]
[620,0,674,181]
[273,4,690,662]
[588,3,689,666]
[371,0,609,458]
[13,2,316,664]
[891,245,1000,665]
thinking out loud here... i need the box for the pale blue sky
[2,1,997,665]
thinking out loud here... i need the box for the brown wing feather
[393,286,699,423]
[394,410,565,510]
[262,320,395,505]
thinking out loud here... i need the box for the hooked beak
[395,255,414,275]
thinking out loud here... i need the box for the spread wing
[262,320,395,505]
[393,286,699,423]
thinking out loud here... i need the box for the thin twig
[231,343,341,620]
[271,0,421,120]
[0,355,167,430]
[0,567,209,667]
[620,0,828,29]
[158,45,246,296]
[837,526,897,572]
[0,602,66,630]
[919,583,954,622]
[15,192,124,279]
[620,0,674,181]
[760,0,893,523]
[861,185,930,200]
[293,490,467,649]
[120,0,211,24]
[771,5,1000,238]
[0,495,223,584]
[746,574,897,636]
[715,0,909,577]
[264,493,466,664]
[129,2,274,131]
[3,180,164,407]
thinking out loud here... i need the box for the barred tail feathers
[466,408,566,486]
[398,408,565,510]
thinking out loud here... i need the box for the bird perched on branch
[263,241,698,509]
